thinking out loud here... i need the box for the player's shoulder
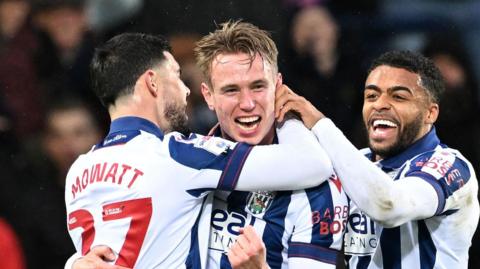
[403,144,477,197]
[405,144,474,176]
[165,132,237,169]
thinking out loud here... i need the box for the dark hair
[90,33,171,107]
[368,50,445,103]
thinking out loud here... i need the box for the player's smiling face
[362,65,438,159]
[202,52,279,145]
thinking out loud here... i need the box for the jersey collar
[379,126,440,170]
[109,116,164,140]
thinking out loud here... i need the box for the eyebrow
[219,83,239,92]
[365,84,414,95]
[250,79,267,86]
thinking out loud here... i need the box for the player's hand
[275,84,325,129]
[72,246,130,269]
[227,226,270,269]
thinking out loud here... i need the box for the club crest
[246,191,275,215]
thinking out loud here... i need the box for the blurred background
[0,0,479,268]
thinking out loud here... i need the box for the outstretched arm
[275,86,438,227]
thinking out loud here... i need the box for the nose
[238,90,255,110]
[184,84,191,97]
[372,94,391,111]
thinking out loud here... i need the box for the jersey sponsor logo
[344,211,377,255]
[210,209,255,252]
[312,205,348,235]
[104,134,128,145]
[422,155,453,177]
[246,191,275,215]
[446,168,464,187]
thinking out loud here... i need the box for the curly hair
[368,50,445,103]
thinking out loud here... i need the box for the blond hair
[194,20,278,85]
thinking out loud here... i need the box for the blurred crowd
[0,0,479,268]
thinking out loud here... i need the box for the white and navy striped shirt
[316,122,480,269]
[65,117,333,268]
[207,127,349,269]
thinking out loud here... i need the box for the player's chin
[369,139,399,157]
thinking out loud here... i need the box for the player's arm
[183,117,334,192]
[233,117,333,191]
[275,87,438,227]
[312,119,438,227]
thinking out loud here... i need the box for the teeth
[373,119,397,128]
[237,116,260,123]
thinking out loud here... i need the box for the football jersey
[337,126,480,269]
[65,116,333,268]
[207,127,349,269]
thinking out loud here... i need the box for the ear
[144,70,158,97]
[425,103,439,124]
[201,82,215,111]
[275,73,283,91]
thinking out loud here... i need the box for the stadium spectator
[282,5,366,145]
[17,96,102,269]
[31,0,102,113]
[0,0,44,139]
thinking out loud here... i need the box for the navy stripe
[226,191,250,214]
[263,193,291,268]
[186,188,215,198]
[305,182,334,247]
[418,220,436,269]
[95,116,165,151]
[108,116,164,139]
[217,143,253,190]
[445,157,472,190]
[185,197,207,269]
[94,130,141,150]
[220,253,232,269]
[288,242,338,264]
[356,255,372,269]
[409,171,446,215]
[380,227,401,269]
[440,209,458,216]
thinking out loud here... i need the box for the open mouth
[235,116,261,131]
[370,119,398,140]
[372,119,398,130]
